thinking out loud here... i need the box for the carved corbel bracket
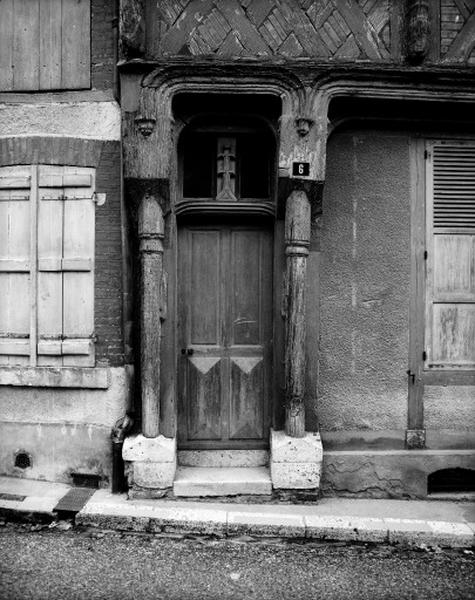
[295,116,314,137]
[120,0,146,60]
[135,115,156,137]
[406,0,430,64]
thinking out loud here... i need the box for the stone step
[173,466,272,497]
[178,449,269,468]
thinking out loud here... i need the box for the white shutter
[62,167,95,367]
[0,164,96,367]
[426,142,475,369]
[0,167,32,365]
[37,166,64,366]
[37,166,95,366]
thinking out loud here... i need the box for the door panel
[229,356,264,439]
[189,230,221,344]
[187,356,222,440]
[178,224,273,449]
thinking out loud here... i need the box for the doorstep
[173,466,272,497]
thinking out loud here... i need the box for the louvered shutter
[425,142,475,369]
[0,164,96,367]
[0,167,32,364]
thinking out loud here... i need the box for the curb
[2,480,474,549]
[75,493,475,549]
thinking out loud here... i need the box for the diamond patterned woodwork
[157,0,392,60]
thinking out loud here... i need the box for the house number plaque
[292,162,310,177]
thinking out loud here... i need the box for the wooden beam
[445,11,475,62]
[283,189,311,438]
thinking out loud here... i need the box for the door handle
[181,348,194,356]
[406,369,415,384]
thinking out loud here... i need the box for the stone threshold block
[122,434,176,497]
[270,429,323,490]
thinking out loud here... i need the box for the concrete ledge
[0,366,110,388]
[322,449,475,499]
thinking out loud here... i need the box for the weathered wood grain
[139,195,165,438]
[284,190,311,438]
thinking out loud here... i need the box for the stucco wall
[424,386,475,448]
[317,129,411,432]
[0,367,132,484]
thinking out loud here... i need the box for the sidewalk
[1,476,474,548]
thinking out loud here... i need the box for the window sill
[0,366,110,389]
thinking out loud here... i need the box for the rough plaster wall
[0,102,120,140]
[425,386,475,431]
[318,130,411,431]
[0,367,131,484]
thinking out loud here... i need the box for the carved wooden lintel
[138,194,165,438]
[283,190,311,438]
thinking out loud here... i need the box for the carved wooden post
[284,190,311,438]
[138,194,164,438]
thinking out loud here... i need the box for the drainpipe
[111,413,134,493]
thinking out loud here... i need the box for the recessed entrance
[177,220,273,449]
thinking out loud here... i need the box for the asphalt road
[0,523,474,600]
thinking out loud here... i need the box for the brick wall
[0,136,124,367]
[95,142,124,365]
[91,0,118,92]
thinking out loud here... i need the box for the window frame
[0,163,108,388]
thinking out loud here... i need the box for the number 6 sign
[292,162,310,176]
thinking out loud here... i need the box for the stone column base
[270,429,323,490]
[122,434,176,498]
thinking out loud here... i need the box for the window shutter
[426,142,475,369]
[0,167,32,365]
[0,0,90,91]
[37,166,95,367]
[0,164,96,367]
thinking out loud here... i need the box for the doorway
[177,220,273,449]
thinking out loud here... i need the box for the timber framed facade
[0,0,474,499]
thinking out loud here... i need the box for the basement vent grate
[0,492,26,502]
[428,468,475,494]
[433,145,475,229]
[53,487,96,517]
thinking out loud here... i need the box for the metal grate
[0,492,26,501]
[53,487,96,517]
[433,145,475,229]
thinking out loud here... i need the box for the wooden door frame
[408,135,475,449]
[170,117,285,448]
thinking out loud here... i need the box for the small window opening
[428,468,475,494]
[181,131,272,199]
[15,452,31,469]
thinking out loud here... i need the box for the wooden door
[177,223,273,449]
